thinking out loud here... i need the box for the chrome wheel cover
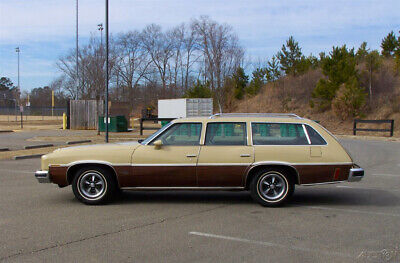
[257,172,287,201]
[78,171,107,200]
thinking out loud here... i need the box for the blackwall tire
[250,168,294,207]
[72,166,117,205]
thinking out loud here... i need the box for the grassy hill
[231,59,400,137]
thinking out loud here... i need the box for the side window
[305,125,327,145]
[251,123,308,145]
[205,122,247,146]
[150,123,202,146]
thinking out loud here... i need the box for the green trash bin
[161,120,170,127]
[98,116,128,132]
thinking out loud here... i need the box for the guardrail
[353,119,394,137]
[140,118,174,135]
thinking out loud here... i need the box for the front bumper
[35,170,51,183]
[348,165,364,182]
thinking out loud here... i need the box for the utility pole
[105,0,109,143]
[98,23,104,49]
[76,0,79,100]
[15,47,20,122]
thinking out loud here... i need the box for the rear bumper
[348,165,364,182]
[35,170,51,183]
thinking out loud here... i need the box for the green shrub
[332,77,367,120]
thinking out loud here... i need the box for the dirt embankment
[231,61,400,137]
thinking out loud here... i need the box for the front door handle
[240,154,251,157]
[186,154,197,158]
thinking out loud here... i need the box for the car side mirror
[153,140,163,149]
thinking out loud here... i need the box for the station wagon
[35,113,364,206]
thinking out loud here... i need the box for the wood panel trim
[48,166,68,186]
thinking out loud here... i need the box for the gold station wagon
[35,113,364,206]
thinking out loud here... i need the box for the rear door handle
[186,154,197,158]
[240,154,251,157]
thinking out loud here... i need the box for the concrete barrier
[66,140,92,145]
[24,144,54,150]
[13,154,43,160]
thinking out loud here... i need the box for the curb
[24,144,54,150]
[0,130,13,133]
[0,148,10,152]
[13,154,43,160]
[66,140,92,145]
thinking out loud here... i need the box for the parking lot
[0,138,399,262]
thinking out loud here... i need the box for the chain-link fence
[0,106,67,121]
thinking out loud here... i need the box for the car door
[129,122,202,187]
[197,122,253,187]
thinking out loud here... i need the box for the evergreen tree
[395,32,400,72]
[246,68,265,96]
[185,80,212,98]
[0,77,15,91]
[276,36,303,75]
[266,56,281,82]
[381,31,398,57]
[356,42,369,61]
[232,67,249,100]
[296,55,318,74]
[312,45,359,109]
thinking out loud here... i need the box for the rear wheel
[72,166,117,205]
[250,168,294,207]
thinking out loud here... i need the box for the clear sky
[0,0,399,91]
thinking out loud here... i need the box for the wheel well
[67,163,119,187]
[245,165,299,190]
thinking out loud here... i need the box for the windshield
[140,122,174,145]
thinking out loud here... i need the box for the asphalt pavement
[0,130,93,150]
[0,138,399,262]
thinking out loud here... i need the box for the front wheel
[72,166,117,205]
[250,168,294,207]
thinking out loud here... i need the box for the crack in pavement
[0,204,228,262]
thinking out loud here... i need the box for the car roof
[173,114,316,125]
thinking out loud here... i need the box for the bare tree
[192,16,244,110]
[141,24,175,98]
[181,24,200,92]
[114,30,151,104]
[55,17,245,112]
[57,36,117,100]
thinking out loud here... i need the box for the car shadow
[114,190,253,205]
[108,186,400,207]
[53,186,399,208]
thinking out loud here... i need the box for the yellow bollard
[130,117,135,129]
[62,113,67,130]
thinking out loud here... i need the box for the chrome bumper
[348,165,364,182]
[35,170,51,183]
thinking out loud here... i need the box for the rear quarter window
[251,123,308,145]
[305,125,327,145]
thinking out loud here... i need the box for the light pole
[97,23,104,136]
[15,47,20,121]
[105,0,109,143]
[76,0,79,100]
